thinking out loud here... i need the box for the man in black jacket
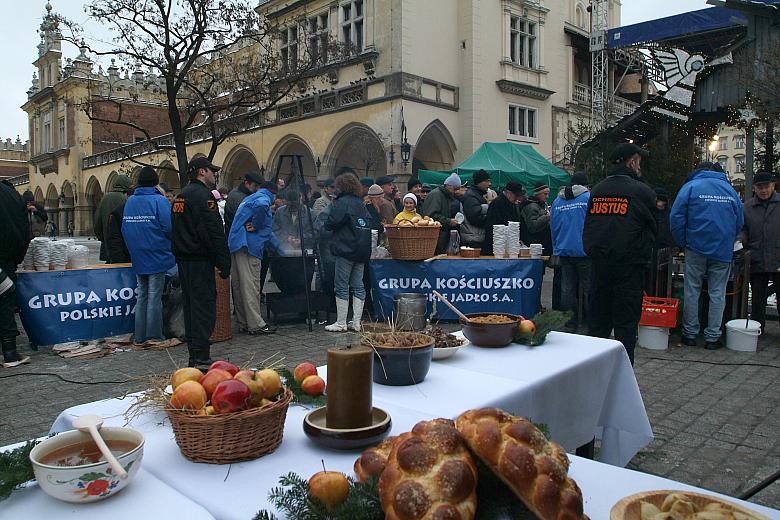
[106,187,133,264]
[1,180,31,367]
[482,182,526,256]
[461,169,491,249]
[583,143,657,365]
[172,157,231,368]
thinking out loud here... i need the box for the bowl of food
[460,313,521,347]
[29,427,144,503]
[610,490,770,520]
[362,332,434,386]
[424,325,468,360]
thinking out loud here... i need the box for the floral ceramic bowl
[29,427,144,503]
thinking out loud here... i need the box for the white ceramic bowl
[432,340,468,360]
[29,427,144,503]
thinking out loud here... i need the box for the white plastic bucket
[725,319,761,352]
[638,325,670,350]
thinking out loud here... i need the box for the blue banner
[369,259,544,321]
[15,267,137,346]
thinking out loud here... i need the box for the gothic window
[280,26,298,72]
[308,12,329,65]
[734,135,745,149]
[341,0,364,53]
[58,117,65,148]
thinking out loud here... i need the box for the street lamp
[400,137,411,170]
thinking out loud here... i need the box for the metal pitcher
[393,292,428,331]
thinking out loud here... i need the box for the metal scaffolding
[590,0,610,131]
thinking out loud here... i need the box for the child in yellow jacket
[393,193,421,224]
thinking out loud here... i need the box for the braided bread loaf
[354,435,398,483]
[455,409,588,520]
[378,419,478,520]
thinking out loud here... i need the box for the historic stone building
[0,138,29,181]
[24,0,636,236]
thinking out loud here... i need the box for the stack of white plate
[21,243,35,270]
[50,241,70,270]
[529,243,544,258]
[31,237,51,271]
[506,221,521,257]
[67,245,90,269]
[492,225,507,258]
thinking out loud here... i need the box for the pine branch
[0,440,40,501]
[278,368,326,407]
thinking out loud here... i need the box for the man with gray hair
[422,172,462,254]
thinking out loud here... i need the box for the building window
[308,13,329,65]
[718,138,727,150]
[58,118,65,149]
[510,16,537,68]
[508,105,537,139]
[280,26,298,72]
[341,0,364,53]
[735,155,745,173]
[734,135,745,149]
[716,156,728,172]
[43,122,51,152]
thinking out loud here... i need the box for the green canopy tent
[418,141,570,193]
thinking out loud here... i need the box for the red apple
[170,380,207,411]
[301,375,326,396]
[308,471,350,510]
[171,367,203,390]
[519,319,536,335]
[294,362,318,382]
[199,368,233,398]
[209,360,239,376]
[234,369,255,381]
[256,369,282,398]
[211,379,252,414]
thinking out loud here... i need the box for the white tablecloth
[48,398,779,520]
[0,440,214,520]
[337,331,653,466]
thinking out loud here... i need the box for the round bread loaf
[378,418,478,520]
[455,408,588,520]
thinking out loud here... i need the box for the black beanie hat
[22,190,34,202]
[472,169,491,185]
[137,166,159,187]
[571,171,588,186]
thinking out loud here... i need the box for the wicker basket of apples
[385,216,441,260]
[166,360,295,464]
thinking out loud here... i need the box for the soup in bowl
[29,427,144,503]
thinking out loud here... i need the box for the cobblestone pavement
[1,263,778,511]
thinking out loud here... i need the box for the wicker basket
[166,388,292,464]
[210,270,232,343]
[459,247,481,258]
[385,225,440,260]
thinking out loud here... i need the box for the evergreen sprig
[253,472,382,520]
[278,367,327,407]
[0,440,39,501]
[513,310,573,346]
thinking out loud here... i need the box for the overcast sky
[0,0,714,141]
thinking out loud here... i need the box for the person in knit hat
[393,193,421,224]
[121,165,175,345]
[366,183,396,224]
[460,169,491,249]
[422,173,462,253]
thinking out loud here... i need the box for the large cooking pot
[270,256,315,294]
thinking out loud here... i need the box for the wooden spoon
[72,414,128,479]
[432,291,472,324]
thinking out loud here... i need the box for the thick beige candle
[326,345,373,429]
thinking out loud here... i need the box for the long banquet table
[4,332,777,518]
[43,397,780,520]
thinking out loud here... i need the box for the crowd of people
[0,142,777,369]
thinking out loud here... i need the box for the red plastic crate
[639,296,679,328]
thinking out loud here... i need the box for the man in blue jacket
[228,181,283,335]
[551,171,590,332]
[121,166,176,345]
[670,162,744,350]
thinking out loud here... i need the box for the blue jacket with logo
[669,169,744,263]
[228,188,283,258]
[551,186,590,257]
[121,187,175,275]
